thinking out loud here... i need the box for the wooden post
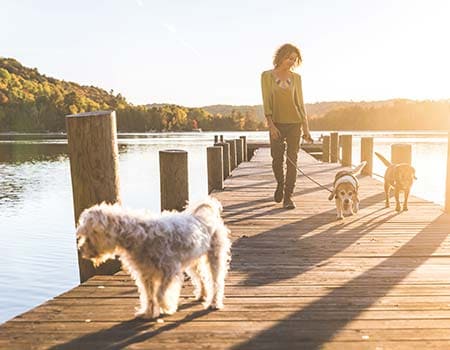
[219,135,224,142]
[214,135,219,143]
[240,136,247,161]
[330,132,339,163]
[207,146,223,193]
[235,138,243,165]
[391,144,412,164]
[322,135,330,162]
[226,140,237,171]
[66,110,121,283]
[446,131,450,213]
[361,137,373,175]
[341,135,352,166]
[215,142,230,179]
[159,150,188,211]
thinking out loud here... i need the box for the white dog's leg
[134,274,160,319]
[187,257,212,303]
[158,273,182,315]
[208,231,230,310]
[134,276,150,318]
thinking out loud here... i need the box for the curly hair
[273,43,302,69]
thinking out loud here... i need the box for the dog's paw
[403,207,409,211]
[395,206,402,212]
[210,302,224,310]
[194,294,208,302]
[160,306,177,315]
[134,310,155,320]
[336,216,344,220]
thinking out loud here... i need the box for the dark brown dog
[375,152,417,212]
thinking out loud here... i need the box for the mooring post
[226,139,237,171]
[240,135,247,161]
[159,150,188,211]
[215,142,230,179]
[330,132,339,163]
[66,110,122,283]
[391,144,412,164]
[341,135,352,166]
[322,135,330,162]
[361,137,373,175]
[446,131,450,213]
[235,138,243,165]
[207,146,223,193]
[214,135,219,143]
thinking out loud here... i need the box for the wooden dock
[2,147,450,349]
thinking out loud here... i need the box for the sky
[1,0,450,107]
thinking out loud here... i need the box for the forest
[0,57,449,132]
[0,58,264,132]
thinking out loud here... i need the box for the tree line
[0,58,264,132]
[308,99,450,130]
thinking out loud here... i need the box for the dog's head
[394,164,416,190]
[335,182,358,215]
[76,203,120,266]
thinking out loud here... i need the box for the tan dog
[375,152,416,212]
[328,161,367,220]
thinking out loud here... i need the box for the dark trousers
[270,123,302,195]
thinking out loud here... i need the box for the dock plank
[2,147,450,349]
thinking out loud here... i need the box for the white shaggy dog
[76,197,231,319]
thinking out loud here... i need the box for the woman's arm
[261,71,280,139]
[294,74,312,142]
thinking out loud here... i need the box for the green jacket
[261,70,309,130]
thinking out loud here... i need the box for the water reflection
[0,143,68,163]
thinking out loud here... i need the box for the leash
[286,154,333,193]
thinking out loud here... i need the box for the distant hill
[191,100,403,121]
[0,58,263,132]
[149,98,450,130]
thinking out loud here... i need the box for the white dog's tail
[351,161,367,176]
[375,152,392,167]
[187,197,223,229]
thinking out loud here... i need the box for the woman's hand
[266,117,281,140]
[302,131,313,144]
[268,123,281,140]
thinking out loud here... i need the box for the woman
[261,43,312,209]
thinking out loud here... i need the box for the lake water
[0,131,448,323]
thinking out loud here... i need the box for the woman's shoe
[274,183,284,203]
[283,196,296,209]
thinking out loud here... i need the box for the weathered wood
[392,143,412,164]
[66,110,121,283]
[2,146,450,350]
[361,137,373,175]
[322,135,330,162]
[215,142,230,179]
[159,149,188,211]
[239,136,247,161]
[225,139,237,171]
[330,132,339,162]
[207,146,223,193]
[235,138,244,165]
[340,135,352,166]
